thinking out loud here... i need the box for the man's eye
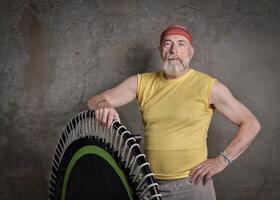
[179,43,186,46]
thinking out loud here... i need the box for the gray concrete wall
[0,0,279,199]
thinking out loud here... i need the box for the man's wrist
[217,155,229,167]
[219,152,232,166]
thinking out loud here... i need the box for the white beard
[162,58,190,77]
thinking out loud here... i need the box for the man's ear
[189,46,195,59]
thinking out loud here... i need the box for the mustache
[164,56,184,65]
[166,55,181,60]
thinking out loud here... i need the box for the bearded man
[87,25,261,200]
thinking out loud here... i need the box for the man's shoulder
[138,71,159,75]
[192,68,216,81]
[138,71,160,79]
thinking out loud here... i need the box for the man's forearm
[222,118,261,162]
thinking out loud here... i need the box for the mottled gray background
[0,0,279,199]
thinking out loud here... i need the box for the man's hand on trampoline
[95,100,120,128]
[189,156,229,185]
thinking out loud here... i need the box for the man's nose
[170,44,178,54]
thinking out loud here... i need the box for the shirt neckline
[159,68,194,83]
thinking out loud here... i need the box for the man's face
[160,34,194,77]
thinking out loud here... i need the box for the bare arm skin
[87,75,137,127]
[190,81,261,185]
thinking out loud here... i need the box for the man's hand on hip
[95,100,120,128]
[189,156,229,185]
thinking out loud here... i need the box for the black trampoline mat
[66,154,131,200]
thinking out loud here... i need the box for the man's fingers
[189,164,202,176]
[203,173,212,185]
[95,109,102,123]
[107,111,115,128]
[95,107,120,128]
[190,166,204,183]
[95,110,100,122]
[195,169,208,185]
[101,108,109,126]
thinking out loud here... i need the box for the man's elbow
[251,118,262,134]
[87,98,94,110]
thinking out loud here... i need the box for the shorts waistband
[156,177,190,184]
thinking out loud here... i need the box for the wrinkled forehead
[162,35,191,43]
[161,35,192,47]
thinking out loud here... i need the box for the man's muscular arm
[190,81,261,185]
[87,75,137,127]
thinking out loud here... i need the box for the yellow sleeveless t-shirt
[136,68,217,180]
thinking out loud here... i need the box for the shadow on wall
[126,43,160,75]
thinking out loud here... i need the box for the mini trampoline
[49,110,162,200]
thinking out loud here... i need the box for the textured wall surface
[0,0,279,199]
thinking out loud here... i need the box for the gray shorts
[156,177,216,200]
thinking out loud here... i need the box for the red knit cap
[160,25,192,44]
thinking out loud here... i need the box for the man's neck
[164,67,191,80]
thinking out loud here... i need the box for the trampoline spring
[54,152,61,163]
[88,117,91,136]
[100,121,104,141]
[104,127,107,143]
[53,158,60,169]
[48,189,54,197]
[50,171,57,180]
[68,130,74,144]
[80,121,85,138]
[49,182,55,191]
[76,115,81,136]
[72,117,77,139]
[149,194,162,200]
[122,137,136,164]
[65,130,71,147]
[85,115,89,134]
[110,129,115,149]
[118,131,130,157]
[58,138,64,151]
[102,126,106,143]
[55,145,62,159]
[48,191,54,199]
[59,138,66,154]
[76,120,81,137]
[139,183,159,199]
[69,119,75,140]
[79,121,84,138]
[132,162,150,182]
[128,154,145,172]
[113,126,125,152]
[49,178,56,188]
[89,118,94,136]
[109,124,114,148]
[107,127,111,144]
[90,117,95,137]
[84,120,88,138]
[124,143,140,165]
[96,117,100,139]
[93,117,98,137]
[68,130,73,145]
[62,131,68,147]
[136,173,155,191]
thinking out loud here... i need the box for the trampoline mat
[54,138,133,200]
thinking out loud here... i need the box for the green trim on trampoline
[61,145,134,200]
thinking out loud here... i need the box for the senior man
[87,25,261,200]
